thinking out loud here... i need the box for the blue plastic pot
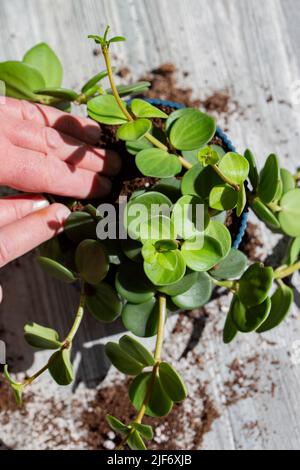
[140,98,249,249]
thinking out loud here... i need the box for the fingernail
[32,195,50,212]
[85,125,101,143]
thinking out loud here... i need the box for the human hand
[0,98,120,269]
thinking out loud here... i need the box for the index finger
[1,97,101,144]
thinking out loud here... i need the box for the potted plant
[1,26,300,450]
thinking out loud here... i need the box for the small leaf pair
[105,335,155,375]
[106,415,153,450]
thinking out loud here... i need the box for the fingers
[0,194,49,228]
[2,97,101,144]
[0,141,112,198]
[2,115,120,175]
[0,203,70,268]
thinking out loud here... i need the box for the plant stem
[212,165,240,191]
[64,285,86,345]
[267,202,282,212]
[212,279,235,289]
[101,45,192,170]
[274,260,300,279]
[23,285,86,387]
[102,46,133,121]
[116,295,167,450]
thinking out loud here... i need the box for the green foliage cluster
[1,26,300,450]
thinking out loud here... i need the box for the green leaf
[182,235,223,271]
[280,168,295,194]
[251,197,280,229]
[24,322,61,350]
[132,423,153,440]
[256,284,293,333]
[49,349,74,386]
[209,184,238,211]
[170,109,216,151]
[165,107,196,132]
[3,365,24,406]
[279,189,300,236]
[37,256,77,283]
[237,263,273,307]
[124,191,172,240]
[105,342,144,375]
[119,335,155,367]
[126,136,153,155]
[171,194,209,239]
[158,269,198,296]
[159,362,187,402]
[87,95,128,124]
[205,221,232,258]
[236,183,247,217]
[171,272,212,309]
[107,81,151,97]
[86,282,122,322]
[181,163,204,196]
[131,99,168,118]
[23,43,63,87]
[209,248,247,280]
[0,61,45,100]
[144,249,186,286]
[81,69,111,93]
[223,310,238,344]
[287,236,300,264]
[75,239,109,285]
[115,262,155,304]
[122,298,160,337]
[129,372,173,417]
[64,211,97,243]
[140,215,176,243]
[109,36,126,43]
[136,148,182,178]
[155,239,178,252]
[181,164,223,199]
[258,154,280,204]
[127,430,147,450]
[153,178,182,202]
[244,149,259,190]
[106,415,129,435]
[218,152,249,184]
[230,295,271,333]
[34,87,78,101]
[117,119,152,141]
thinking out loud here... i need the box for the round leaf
[209,184,238,211]
[75,239,109,285]
[237,263,273,307]
[105,342,144,375]
[65,211,96,243]
[129,372,173,417]
[119,335,155,367]
[117,119,152,141]
[244,149,259,190]
[87,95,127,124]
[140,215,176,243]
[182,235,223,271]
[126,136,153,155]
[23,43,62,87]
[287,236,300,264]
[209,248,247,280]
[115,262,155,304]
[171,194,209,239]
[34,87,78,101]
[181,163,223,199]
[49,349,74,386]
[170,109,216,151]
[230,295,271,333]
[144,249,186,286]
[24,322,61,350]
[124,191,172,240]
[280,168,295,194]
[171,272,212,309]
[122,298,160,337]
[86,283,122,322]
[251,197,280,229]
[37,256,77,283]
[256,284,293,333]
[131,99,168,118]
[165,107,196,132]
[279,189,300,236]
[218,152,249,184]
[159,362,187,402]
[223,310,238,344]
[136,148,182,178]
[158,269,198,296]
[258,154,280,204]
[205,220,232,258]
[0,61,45,100]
